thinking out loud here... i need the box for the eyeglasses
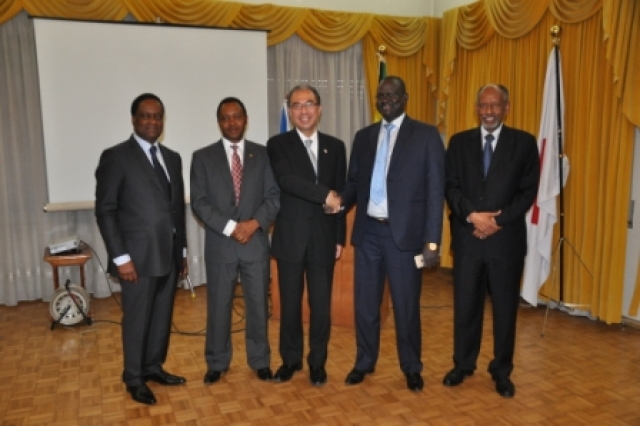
[290,101,318,111]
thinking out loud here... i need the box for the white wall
[623,128,640,321]
[218,0,475,17]
[434,0,476,17]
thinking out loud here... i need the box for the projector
[49,235,81,254]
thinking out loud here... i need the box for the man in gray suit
[191,97,280,384]
[95,93,188,405]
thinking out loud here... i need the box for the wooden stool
[43,243,92,290]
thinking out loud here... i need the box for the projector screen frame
[32,17,269,212]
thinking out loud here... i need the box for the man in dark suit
[443,84,539,398]
[341,76,445,392]
[190,97,280,385]
[95,93,188,405]
[267,85,346,386]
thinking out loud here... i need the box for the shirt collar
[222,138,245,152]
[295,129,318,145]
[382,113,406,129]
[133,132,157,151]
[481,124,503,142]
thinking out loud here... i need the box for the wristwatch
[428,243,438,251]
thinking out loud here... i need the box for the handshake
[322,190,342,214]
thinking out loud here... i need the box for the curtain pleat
[363,17,440,123]
[603,0,640,127]
[0,0,439,125]
[24,0,128,20]
[551,0,601,23]
[485,0,548,39]
[233,4,306,45]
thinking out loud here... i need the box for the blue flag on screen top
[279,101,289,133]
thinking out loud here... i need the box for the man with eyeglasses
[267,85,347,386]
[341,76,445,392]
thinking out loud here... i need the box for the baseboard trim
[622,316,640,331]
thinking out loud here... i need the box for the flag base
[539,237,594,337]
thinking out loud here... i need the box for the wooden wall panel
[270,209,390,327]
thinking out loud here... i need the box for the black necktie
[483,134,494,177]
[150,145,171,196]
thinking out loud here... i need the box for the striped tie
[231,145,242,205]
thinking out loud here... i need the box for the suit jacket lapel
[211,141,235,195]
[158,143,179,200]
[468,128,484,178]
[290,130,317,181]
[242,141,259,199]
[388,117,413,173]
[128,137,169,197]
[490,125,512,174]
[363,123,382,180]
[317,133,332,182]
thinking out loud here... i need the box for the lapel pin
[323,149,328,154]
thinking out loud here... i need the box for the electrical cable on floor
[79,241,273,337]
[82,240,123,310]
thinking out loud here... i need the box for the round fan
[50,282,91,326]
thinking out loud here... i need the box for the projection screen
[33,18,268,211]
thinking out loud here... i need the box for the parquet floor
[1,269,639,425]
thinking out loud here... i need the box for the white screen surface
[33,18,268,210]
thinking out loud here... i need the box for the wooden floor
[1,268,640,425]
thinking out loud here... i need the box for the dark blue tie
[483,134,494,177]
[150,145,171,196]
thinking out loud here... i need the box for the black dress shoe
[405,373,424,392]
[309,366,327,386]
[442,368,474,387]
[203,370,225,385]
[145,369,186,386]
[256,367,273,381]
[273,363,302,383]
[344,368,374,385]
[494,377,515,398]
[127,383,157,405]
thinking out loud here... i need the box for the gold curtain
[0,0,440,124]
[3,0,636,323]
[363,16,441,122]
[439,0,637,324]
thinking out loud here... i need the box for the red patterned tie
[231,145,242,205]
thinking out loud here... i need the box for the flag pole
[541,27,593,335]
[374,45,387,123]
[551,26,565,301]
